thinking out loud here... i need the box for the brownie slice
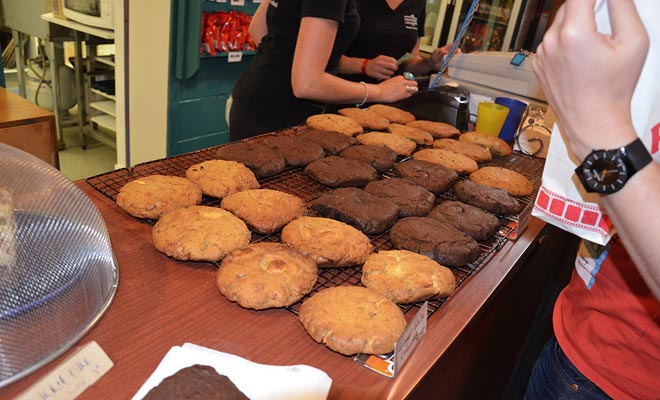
[304,156,378,187]
[452,179,521,215]
[216,141,285,177]
[311,187,400,235]
[393,159,459,194]
[143,364,248,400]
[427,200,501,241]
[339,144,397,173]
[298,129,357,155]
[389,217,481,267]
[259,135,325,167]
[364,178,436,217]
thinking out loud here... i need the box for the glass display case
[421,0,525,54]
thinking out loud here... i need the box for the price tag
[231,0,245,5]
[355,302,428,378]
[15,341,113,400]
[392,301,427,375]
[228,51,243,63]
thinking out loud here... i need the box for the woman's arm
[292,17,415,104]
[533,0,660,299]
[338,55,398,80]
[248,0,269,47]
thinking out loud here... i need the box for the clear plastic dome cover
[0,144,118,387]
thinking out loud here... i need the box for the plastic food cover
[0,144,118,387]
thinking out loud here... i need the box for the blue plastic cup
[495,97,528,143]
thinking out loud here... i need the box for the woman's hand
[372,75,418,103]
[364,55,398,80]
[427,43,459,71]
[532,0,649,160]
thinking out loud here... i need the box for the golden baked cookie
[459,131,512,156]
[185,160,259,199]
[469,166,535,197]
[152,206,250,261]
[361,250,456,304]
[387,123,434,145]
[298,286,407,355]
[412,148,479,175]
[433,138,492,163]
[216,242,318,310]
[356,131,417,156]
[368,104,416,124]
[280,216,373,267]
[116,174,202,219]
[306,114,364,137]
[337,108,390,131]
[406,120,460,138]
[221,189,305,234]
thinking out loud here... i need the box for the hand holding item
[427,43,460,71]
[375,75,418,103]
[364,55,399,80]
[532,0,649,161]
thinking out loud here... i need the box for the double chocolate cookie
[311,187,400,235]
[389,217,481,267]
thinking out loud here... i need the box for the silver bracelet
[356,81,369,107]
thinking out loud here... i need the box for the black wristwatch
[575,138,652,194]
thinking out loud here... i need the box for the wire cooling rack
[86,126,545,318]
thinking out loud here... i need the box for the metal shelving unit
[82,40,116,150]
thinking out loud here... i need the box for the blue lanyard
[429,0,480,89]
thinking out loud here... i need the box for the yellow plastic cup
[476,102,510,137]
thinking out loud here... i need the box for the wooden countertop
[0,88,54,128]
[0,176,546,399]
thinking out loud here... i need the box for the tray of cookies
[86,108,544,357]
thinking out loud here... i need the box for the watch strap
[621,137,653,176]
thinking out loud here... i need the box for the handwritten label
[355,302,428,378]
[227,51,243,63]
[230,0,245,5]
[15,341,113,400]
[393,301,427,375]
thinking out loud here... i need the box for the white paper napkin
[132,343,332,400]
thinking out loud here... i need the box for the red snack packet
[201,12,216,55]
[219,11,232,52]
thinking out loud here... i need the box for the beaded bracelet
[356,81,369,107]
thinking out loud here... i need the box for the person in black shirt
[339,0,454,83]
[229,0,418,141]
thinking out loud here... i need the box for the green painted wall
[167,0,259,156]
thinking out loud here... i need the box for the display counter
[0,87,58,168]
[0,132,579,399]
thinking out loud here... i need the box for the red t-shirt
[554,238,660,399]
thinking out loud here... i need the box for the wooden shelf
[96,56,115,68]
[90,88,115,101]
[90,114,116,132]
[90,100,116,117]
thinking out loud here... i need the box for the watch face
[580,150,629,193]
